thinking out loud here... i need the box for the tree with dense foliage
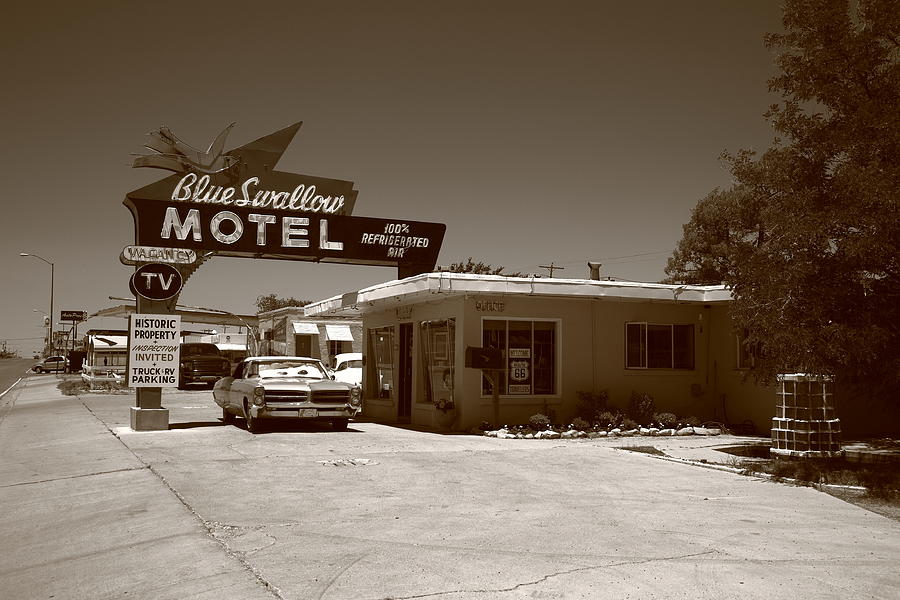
[443,258,524,277]
[666,0,899,390]
[254,294,310,313]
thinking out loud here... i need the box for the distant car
[213,356,362,433]
[32,356,67,373]
[332,352,363,387]
[179,343,232,389]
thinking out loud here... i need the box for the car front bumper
[249,404,360,420]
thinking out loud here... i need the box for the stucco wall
[357,294,774,433]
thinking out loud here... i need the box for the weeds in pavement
[734,455,899,501]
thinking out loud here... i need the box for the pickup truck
[179,343,232,389]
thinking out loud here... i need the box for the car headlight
[350,386,361,406]
[252,386,265,406]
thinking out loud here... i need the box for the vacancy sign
[128,315,181,387]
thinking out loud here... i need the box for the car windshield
[338,360,363,370]
[252,360,327,379]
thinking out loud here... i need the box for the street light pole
[20,253,54,356]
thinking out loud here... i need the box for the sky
[0,0,786,356]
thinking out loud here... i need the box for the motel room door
[398,323,413,422]
[294,334,314,358]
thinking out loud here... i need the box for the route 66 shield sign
[510,360,529,382]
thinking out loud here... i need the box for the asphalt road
[3,379,899,599]
[0,357,37,398]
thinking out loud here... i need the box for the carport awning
[325,324,354,341]
[292,322,320,335]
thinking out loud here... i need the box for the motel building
[300,270,776,434]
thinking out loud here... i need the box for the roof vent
[588,262,602,280]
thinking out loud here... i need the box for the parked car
[179,343,232,389]
[32,356,67,373]
[213,356,362,433]
[332,352,363,387]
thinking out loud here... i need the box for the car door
[228,360,257,407]
[214,360,244,409]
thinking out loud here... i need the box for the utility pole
[538,262,565,278]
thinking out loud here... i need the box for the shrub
[621,417,638,431]
[627,391,656,425]
[571,417,590,431]
[654,412,677,428]
[596,411,621,429]
[575,390,609,424]
[682,415,702,427]
[529,413,551,430]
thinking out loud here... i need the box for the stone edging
[483,426,723,439]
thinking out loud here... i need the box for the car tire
[34,367,42,373]
[332,418,349,431]
[244,401,261,434]
[222,407,235,424]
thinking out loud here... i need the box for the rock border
[483,426,723,439]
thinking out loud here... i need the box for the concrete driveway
[2,377,898,599]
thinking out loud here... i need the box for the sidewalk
[0,376,274,600]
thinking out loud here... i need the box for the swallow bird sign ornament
[132,124,239,174]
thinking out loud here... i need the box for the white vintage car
[213,356,361,433]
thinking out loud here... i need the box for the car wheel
[332,418,349,431]
[222,407,235,424]
[243,401,261,433]
[34,367,42,373]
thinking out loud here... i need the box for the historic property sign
[127,315,181,387]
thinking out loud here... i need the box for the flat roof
[304,272,731,317]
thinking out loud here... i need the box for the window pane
[673,325,695,369]
[533,321,556,394]
[367,327,394,398]
[507,321,533,394]
[625,323,646,368]
[420,319,455,407]
[647,324,672,368]
[482,320,507,395]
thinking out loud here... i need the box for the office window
[481,319,558,395]
[625,323,694,369]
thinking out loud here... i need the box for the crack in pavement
[382,549,721,600]
[0,465,149,488]
[315,552,369,600]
